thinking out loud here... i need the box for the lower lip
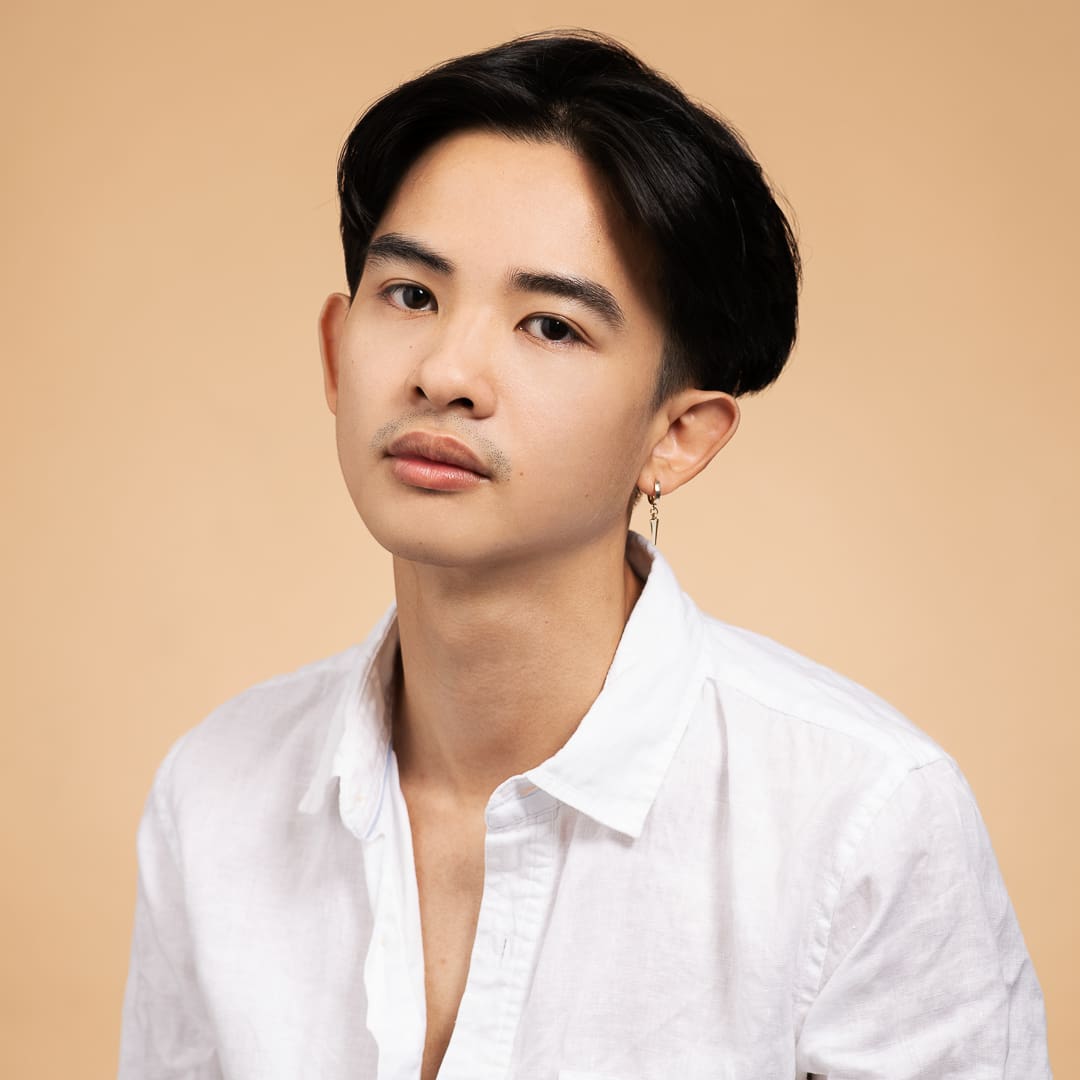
[389,455,487,491]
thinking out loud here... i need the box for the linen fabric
[118,531,1051,1079]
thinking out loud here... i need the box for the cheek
[335,327,402,427]
[513,376,651,504]
[330,338,400,496]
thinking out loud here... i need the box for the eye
[382,283,437,312]
[520,314,584,346]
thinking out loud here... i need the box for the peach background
[3,0,1076,1074]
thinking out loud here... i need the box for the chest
[407,803,487,1080]
[192,771,819,1080]
[399,796,807,1080]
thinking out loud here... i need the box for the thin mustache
[370,414,512,482]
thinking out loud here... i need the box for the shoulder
[687,616,1032,991]
[697,611,949,773]
[149,643,362,816]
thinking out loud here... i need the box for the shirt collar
[524,531,708,837]
[298,531,708,840]
[296,605,398,832]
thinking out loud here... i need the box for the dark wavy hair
[336,29,801,404]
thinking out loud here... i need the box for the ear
[317,292,351,416]
[637,389,740,497]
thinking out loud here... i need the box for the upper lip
[386,430,490,477]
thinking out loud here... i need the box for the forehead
[376,130,657,307]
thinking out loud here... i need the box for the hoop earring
[647,480,661,546]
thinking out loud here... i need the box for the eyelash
[378,282,587,348]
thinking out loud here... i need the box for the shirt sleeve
[118,736,223,1080]
[795,757,1052,1079]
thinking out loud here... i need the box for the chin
[350,470,627,571]
[358,500,514,569]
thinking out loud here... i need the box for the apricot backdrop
[3,0,1076,1074]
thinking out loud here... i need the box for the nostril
[411,384,475,410]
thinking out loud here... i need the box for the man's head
[318,31,800,569]
[334,30,800,408]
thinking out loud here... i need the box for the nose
[405,309,497,417]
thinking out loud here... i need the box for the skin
[318,129,740,1078]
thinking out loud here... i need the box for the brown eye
[539,317,572,341]
[399,285,432,310]
[521,314,583,345]
[383,283,437,311]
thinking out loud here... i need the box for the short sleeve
[796,757,1051,1079]
[117,736,223,1079]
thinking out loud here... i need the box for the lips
[385,430,490,477]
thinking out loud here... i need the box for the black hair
[336,29,800,404]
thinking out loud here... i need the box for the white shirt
[119,532,1051,1079]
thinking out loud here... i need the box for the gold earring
[647,480,661,546]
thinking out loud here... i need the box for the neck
[390,528,646,810]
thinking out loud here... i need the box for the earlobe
[637,390,740,497]
[318,292,351,416]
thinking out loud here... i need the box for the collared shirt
[118,532,1051,1080]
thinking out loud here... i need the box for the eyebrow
[365,232,627,332]
[509,270,625,331]
[365,233,455,275]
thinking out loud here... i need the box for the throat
[390,545,645,805]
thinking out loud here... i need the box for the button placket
[439,787,559,1080]
[362,754,426,1080]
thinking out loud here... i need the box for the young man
[119,30,1051,1080]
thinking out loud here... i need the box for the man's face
[320,129,669,569]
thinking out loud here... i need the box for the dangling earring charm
[647,479,661,546]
